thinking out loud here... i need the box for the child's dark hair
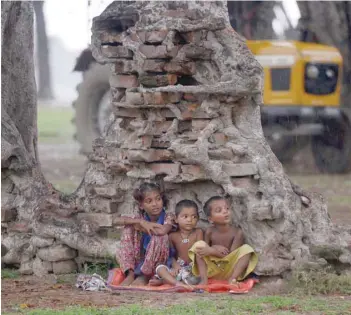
[175,199,199,217]
[133,182,168,208]
[203,196,226,217]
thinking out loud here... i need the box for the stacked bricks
[85,1,261,224]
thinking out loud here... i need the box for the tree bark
[33,1,54,101]
[297,1,351,108]
[227,1,276,40]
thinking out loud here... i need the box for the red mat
[107,268,259,293]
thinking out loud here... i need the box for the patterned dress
[116,210,175,277]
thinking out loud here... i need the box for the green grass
[289,267,351,295]
[5,296,351,315]
[37,106,74,143]
[1,268,19,279]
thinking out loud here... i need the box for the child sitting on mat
[154,200,203,287]
[189,196,258,287]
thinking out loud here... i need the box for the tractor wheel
[311,113,351,173]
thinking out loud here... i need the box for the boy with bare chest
[154,200,203,286]
[189,196,258,286]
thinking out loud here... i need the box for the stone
[101,46,133,58]
[183,93,198,101]
[181,164,206,180]
[149,163,180,177]
[113,60,138,74]
[90,198,120,213]
[33,256,49,277]
[110,74,139,88]
[7,221,32,233]
[31,236,54,248]
[91,185,120,198]
[77,213,114,227]
[52,260,77,275]
[209,133,228,145]
[142,59,167,72]
[139,45,178,59]
[37,245,77,262]
[19,260,33,275]
[180,44,212,59]
[192,119,210,131]
[222,163,258,177]
[125,91,144,105]
[139,74,177,87]
[1,207,17,222]
[208,148,234,160]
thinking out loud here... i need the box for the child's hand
[195,244,212,257]
[212,245,229,258]
[171,262,182,276]
[139,221,162,235]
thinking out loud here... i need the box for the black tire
[72,63,110,154]
[311,113,351,173]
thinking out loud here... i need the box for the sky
[44,0,301,52]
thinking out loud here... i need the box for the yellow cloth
[189,240,258,280]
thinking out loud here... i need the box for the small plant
[1,268,19,279]
[289,266,351,295]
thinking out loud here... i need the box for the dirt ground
[2,124,350,313]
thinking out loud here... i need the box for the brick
[90,198,119,213]
[165,10,187,18]
[127,149,174,162]
[181,165,206,179]
[114,108,142,118]
[77,213,114,227]
[145,30,168,43]
[222,163,258,177]
[180,44,212,60]
[208,148,234,160]
[101,46,133,58]
[152,121,173,135]
[231,177,257,189]
[92,185,120,198]
[143,92,181,105]
[149,163,180,177]
[7,221,32,233]
[142,59,166,72]
[126,91,144,105]
[53,260,77,274]
[209,133,228,145]
[139,74,177,87]
[181,30,208,44]
[113,60,137,74]
[151,138,170,148]
[37,245,77,262]
[31,236,54,248]
[141,135,153,148]
[192,119,210,131]
[164,61,196,75]
[99,31,123,43]
[110,74,139,88]
[139,45,179,59]
[1,207,17,222]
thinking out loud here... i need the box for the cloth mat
[107,268,259,293]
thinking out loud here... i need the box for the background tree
[297,1,351,108]
[33,1,54,101]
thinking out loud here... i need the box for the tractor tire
[72,63,110,154]
[311,113,351,173]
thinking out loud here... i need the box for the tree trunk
[227,1,276,40]
[297,1,351,108]
[2,1,351,277]
[33,1,54,101]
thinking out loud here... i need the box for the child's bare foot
[148,277,163,286]
[198,279,208,285]
[131,275,149,286]
[120,271,135,286]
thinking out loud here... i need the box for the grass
[1,268,19,279]
[289,267,351,295]
[5,295,351,315]
[37,106,74,143]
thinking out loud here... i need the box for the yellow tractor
[73,40,351,173]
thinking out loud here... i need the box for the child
[114,182,175,286]
[154,200,203,286]
[189,196,258,286]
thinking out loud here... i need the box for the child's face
[176,207,199,231]
[140,190,164,217]
[208,199,231,225]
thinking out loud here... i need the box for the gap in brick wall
[177,76,198,86]
[101,42,123,46]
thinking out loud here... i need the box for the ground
[1,106,351,314]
